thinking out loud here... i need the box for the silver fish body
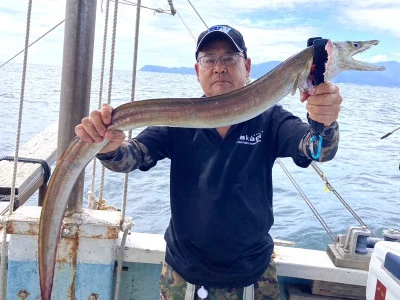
[38,40,384,299]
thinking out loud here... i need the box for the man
[76,25,342,299]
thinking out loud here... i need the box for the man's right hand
[75,103,126,154]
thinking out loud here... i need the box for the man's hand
[301,82,342,126]
[75,103,126,154]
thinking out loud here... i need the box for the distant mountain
[250,61,400,87]
[333,61,400,87]
[248,61,282,78]
[140,65,195,75]
[139,61,400,87]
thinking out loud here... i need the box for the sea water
[1,62,399,250]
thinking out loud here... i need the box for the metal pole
[58,0,97,213]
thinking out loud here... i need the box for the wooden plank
[287,284,349,299]
[312,280,366,300]
[0,122,58,206]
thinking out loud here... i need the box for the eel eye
[353,42,360,48]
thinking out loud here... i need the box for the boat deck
[124,232,368,286]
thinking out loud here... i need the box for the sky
[0,0,399,71]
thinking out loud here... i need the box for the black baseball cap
[195,25,247,60]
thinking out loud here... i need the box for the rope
[86,0,116,208]
[0,1,33,298]
[10,0,32,216]
[89,0,111,201]
[98,0,114,205]
[176,11,196,42]
[87,190,98,209]
[310,162,377,238]
[276,159,336,242]
[120,0,142,224]
[98,0,120,205]
[91,0,117,207]
[0,20,64,69]
[94,0,120,212]
[114,2,141,299]
[109,0,119,83]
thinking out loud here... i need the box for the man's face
[195,39,251,97]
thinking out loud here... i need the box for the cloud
[241,25,319,63]
[338,2,400,37]
[1,0,398,69]
[367,55,388,63]
[222,0,338,11]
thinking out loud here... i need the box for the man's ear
[195,63,200,82]
[245,57,251,76]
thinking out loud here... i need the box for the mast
[58,0,97,212]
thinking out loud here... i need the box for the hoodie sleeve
[298,120,339,162]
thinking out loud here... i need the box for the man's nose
[213,59,226,73]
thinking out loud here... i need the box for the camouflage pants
[159,259,280,300]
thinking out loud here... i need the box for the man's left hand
[300,82,343,126]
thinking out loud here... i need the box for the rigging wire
[111,0,174,15]
[0,20,65,69]
[276,159,336,242]
[0,0,175,70]
[310,161,377,238]
[187,0,208,28]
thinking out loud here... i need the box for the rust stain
[6,221,38,235]
[84,226,119,239]
[106,226,120,239]
[4,221,11,234]
[87,234,103,239]
[17,289,30,299]
[56,235,79,264]
[52,234,79,299]
[78,226,119,239]
[56,234,78,299]
[27,222,38,235]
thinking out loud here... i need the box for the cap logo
[208,25,232,35]
[195,25,247,60]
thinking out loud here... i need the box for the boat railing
[0,122,58,215]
